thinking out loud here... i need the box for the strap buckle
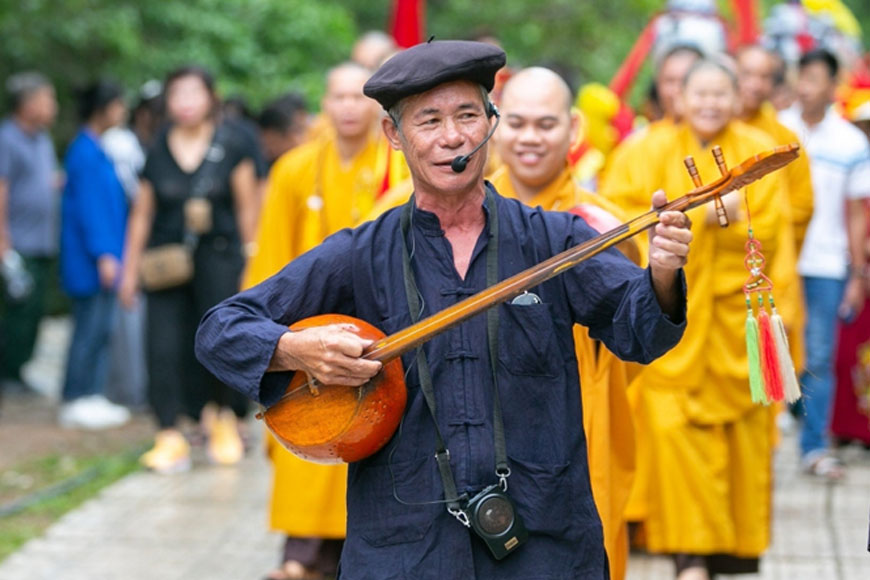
[497,467,511,491]
[448,506,471,528]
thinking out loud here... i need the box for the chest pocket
[348,457,435,547]
[497,302,561,377]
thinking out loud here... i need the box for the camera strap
[399,189,510,527]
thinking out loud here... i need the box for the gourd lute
[259,144,800,463]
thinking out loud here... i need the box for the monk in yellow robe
[599,44,702,188]
[596,42,701,538]
[493,66,644,580]
[245,62,385,580]
[600,59,798,580]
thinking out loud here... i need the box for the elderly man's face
[497,75,576,190]
[384,80,492,197]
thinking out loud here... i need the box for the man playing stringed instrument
[196,40,693,579]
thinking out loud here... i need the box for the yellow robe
[743,102,814,248]
[599,122,797,557]
[491,164,641,580]
[245,134,386,538]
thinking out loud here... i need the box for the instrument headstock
[666,143,801,216]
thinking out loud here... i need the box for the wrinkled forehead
[401,80,486,117]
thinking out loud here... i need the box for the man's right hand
[269,324,383,386]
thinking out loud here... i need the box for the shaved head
[497,67,578,200]
[501,67,573,115]
[323,62,379,141]
[352,31,398,70]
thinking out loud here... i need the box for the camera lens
[477,496,514,535]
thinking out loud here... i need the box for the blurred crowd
[1,2,870,579]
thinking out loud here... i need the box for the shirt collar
[411,184,494,236]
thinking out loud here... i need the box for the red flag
[731,0,759,46]
[390,0,425,48]
[609,17,657,99]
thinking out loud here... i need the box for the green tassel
[746,304,768,404]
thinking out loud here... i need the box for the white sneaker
[59,395,131,430]
[85,395,131,424]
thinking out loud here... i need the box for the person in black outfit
[119,66,260,473]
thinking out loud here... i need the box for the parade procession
[1,1,870,579]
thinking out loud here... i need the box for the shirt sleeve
[561,214,687,364]
[0,133,12,180]
[846,139,870,200]
[67,149,119,259]
[195,229,356,405]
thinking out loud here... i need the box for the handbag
[139,243,194,291]
[139,126,227,291]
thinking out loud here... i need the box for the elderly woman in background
[601,57,797,580]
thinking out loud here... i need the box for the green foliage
[0,0,867,144]
[0,0,356,140]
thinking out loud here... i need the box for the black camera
[464,484,529,560]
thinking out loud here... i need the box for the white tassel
[771,306,801,403]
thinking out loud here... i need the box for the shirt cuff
[646,266,687,327]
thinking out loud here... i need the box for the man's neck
[335,133,369,164]
[508,169,566,205]
[508,174,543,205]
[415,184,487,231]
[13,114,40,135]
[801,105,828,127]
[740,104,761,123]
[85,119,106,137]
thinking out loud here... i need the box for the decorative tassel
[745,303,768,404]
[770,305,801,403]
[757,305,785,402]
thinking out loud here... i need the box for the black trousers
[145,240,248,429]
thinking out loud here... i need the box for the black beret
[363,40,506,110]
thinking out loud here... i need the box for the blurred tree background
[0,0,867,143]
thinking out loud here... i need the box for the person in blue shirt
[196,41,693,579]
[0,72,59,398]
[59,80,131,430]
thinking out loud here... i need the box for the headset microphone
[451,104,500,173]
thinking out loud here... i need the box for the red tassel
[757,308,784,401]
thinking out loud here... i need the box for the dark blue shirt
[196,187,687,579]
[60,130,127,297]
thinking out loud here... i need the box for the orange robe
[244,133,387,538]
[491,164,641,580]
[600,121,797,557]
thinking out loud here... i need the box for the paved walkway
[1,318,869,579]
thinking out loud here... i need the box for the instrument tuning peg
[712,145,728,176]
[683,156,703,187]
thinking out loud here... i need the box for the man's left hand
[649,190,692,272]
[648,190,692,318]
